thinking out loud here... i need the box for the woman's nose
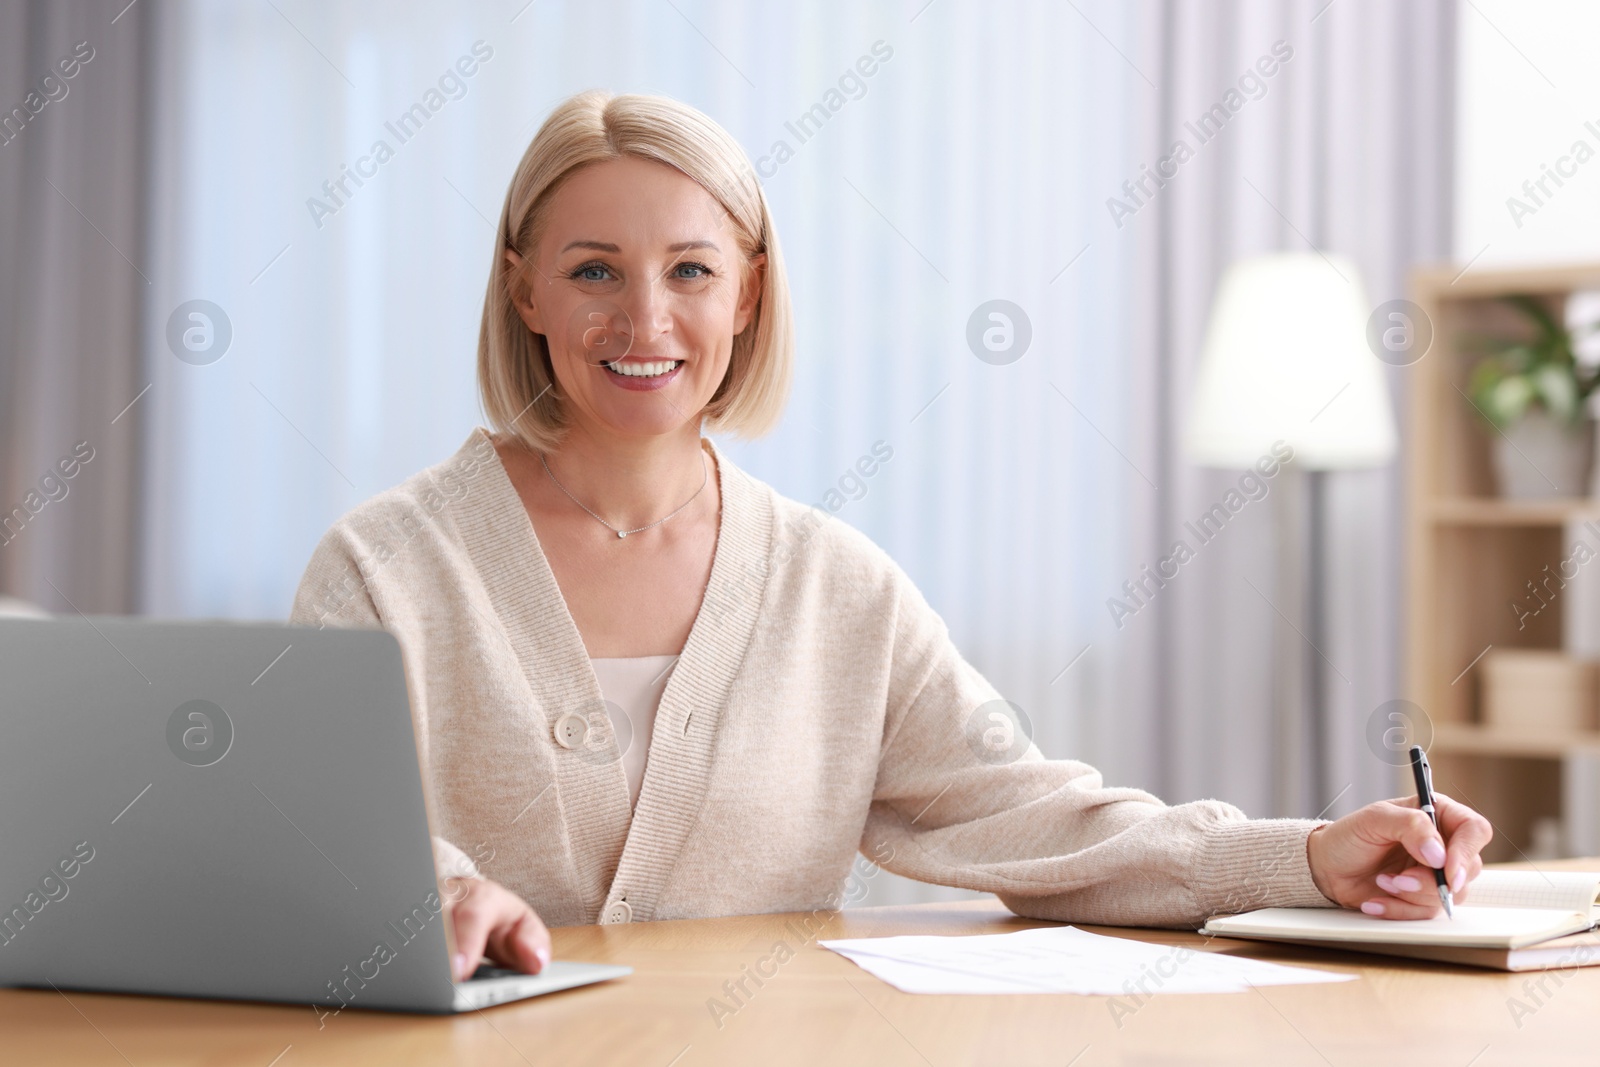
[619,275,674,342]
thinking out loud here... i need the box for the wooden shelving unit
[1432,722,1600,759]
[1407,262,1600,861]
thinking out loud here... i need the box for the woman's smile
[600,357,685,389]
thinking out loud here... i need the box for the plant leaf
[1496,344,1536,373]
[1534,364,1580,422]
[1489,375,1535,428]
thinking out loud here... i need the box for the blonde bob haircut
[478,89,793,453]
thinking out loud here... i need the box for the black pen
[1408,744,1454,918]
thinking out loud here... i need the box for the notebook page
[1466,870,1600,915]
[1205,905,1588,949]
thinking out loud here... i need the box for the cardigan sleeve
[861,560,1337,930]
[287,524,485,883]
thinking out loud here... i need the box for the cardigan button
[602,900,633,924]
[554,712,589,749]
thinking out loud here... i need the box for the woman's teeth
[605,360,682,378]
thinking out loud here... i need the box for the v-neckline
[455,426,774,923]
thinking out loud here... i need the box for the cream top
[289,427,1335,929]
[590,655,677,810]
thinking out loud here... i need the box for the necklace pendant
[541,449,708,543]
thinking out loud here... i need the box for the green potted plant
[1467,294,1599,499]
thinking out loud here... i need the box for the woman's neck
[533,422,710,531]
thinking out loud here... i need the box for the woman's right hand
[442,875,552,979]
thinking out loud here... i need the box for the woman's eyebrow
[560,240,620,253]
[558,239,719,254]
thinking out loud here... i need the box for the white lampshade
[1185,252,1398,470]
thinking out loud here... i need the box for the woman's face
[507,155,765,443]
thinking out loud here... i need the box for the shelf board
[1411,260,1600,298]
[1432,722,1600,758]
[1429,498,1600,526]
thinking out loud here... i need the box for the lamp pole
[1307,468,1329,816]
[1186,253,1396,822]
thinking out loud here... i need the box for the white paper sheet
[820,925,1357,995]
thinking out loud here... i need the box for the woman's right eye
[570,262,612,283]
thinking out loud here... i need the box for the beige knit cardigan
[288,427,1336,929]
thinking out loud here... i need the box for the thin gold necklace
[539,449,709,539]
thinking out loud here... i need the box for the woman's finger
[446,878,493,980]
[1376,870,1440,908]
[1433,793,1493,893]
[1359,892,1442,921]
[486,907,551,974]
[1359,802,1448,871]
[1374,866,1451,910]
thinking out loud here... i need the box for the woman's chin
[581,403,703,441]
[565,369,716,440]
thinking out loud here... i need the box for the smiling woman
[478,90,790,454]
[497,154,768,435]
[289,88,1492,987]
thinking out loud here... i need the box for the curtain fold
[0,0,151,613]
[1116,0,1456,819]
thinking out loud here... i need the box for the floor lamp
[1185,253,1399,817]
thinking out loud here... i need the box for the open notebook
[1200,870,1600,972]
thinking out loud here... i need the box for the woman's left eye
[674,261,712,280]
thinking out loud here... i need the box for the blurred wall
[1455,0,1600,266]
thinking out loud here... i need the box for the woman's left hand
[1305,794,1494,919]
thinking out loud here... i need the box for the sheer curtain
[0,0,152,614]
[137,0,1454,906]
[1115,0,1455,825]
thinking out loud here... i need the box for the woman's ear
[733,252,766,335]
[503,248,545,334]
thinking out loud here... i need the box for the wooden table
[6,863,1599,1066]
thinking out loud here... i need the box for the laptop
[0,616,630,1013]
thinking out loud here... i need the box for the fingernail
[1375,873,1394,892]
[1421,839,1446,868]
[1452,867,1467,893]
[1361,900,1386,916]
[536,946,551,971]
[453,953,468,979]
[1392,875,1422,892]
